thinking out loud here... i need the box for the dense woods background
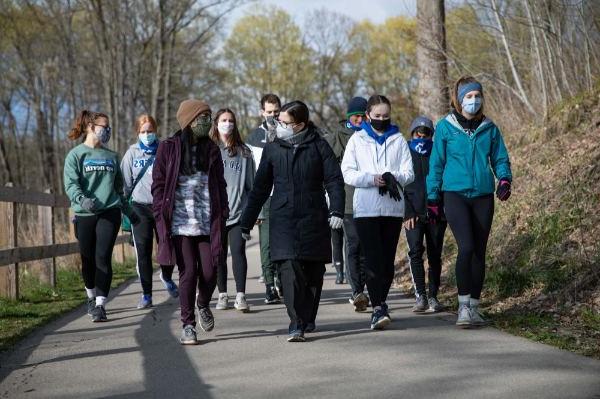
[1,0,598,193]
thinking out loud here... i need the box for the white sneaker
[216,293,229,310]
[470,306,490,327]
[234,292,250,313]
[456,303,472,328]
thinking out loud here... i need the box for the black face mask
[370,118,391,132]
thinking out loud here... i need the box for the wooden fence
[0,183,133,299]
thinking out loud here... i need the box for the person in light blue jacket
[426,76,512,328]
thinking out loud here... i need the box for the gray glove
[241,227,252,241]
[329,216,343,229]
[80,197,96,212]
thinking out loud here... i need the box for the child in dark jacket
[403,116,447,313]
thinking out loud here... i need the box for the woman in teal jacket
[426,76,512,328]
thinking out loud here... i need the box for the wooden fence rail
[0,183,132,299]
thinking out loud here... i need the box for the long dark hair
[179,127,210,175]
[279,100,315,130]
[209,108,251,158]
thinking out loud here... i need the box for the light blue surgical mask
[461,97,482,115]
[139,132,156,146]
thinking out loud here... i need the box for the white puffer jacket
[341,129,414,218]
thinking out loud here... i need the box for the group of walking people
[63,75,512,344]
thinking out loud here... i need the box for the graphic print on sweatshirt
[223,159,242,173]
[83,158,116,173]
[171,171,211,236]
[133,158,154,169]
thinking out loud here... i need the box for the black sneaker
[87,298,95,316]
[304,322,316,333]
[264,285,281,304]
[198,306,214,332]
[90,305,107,322]
[381,302,392,320]
[370,308,391,330]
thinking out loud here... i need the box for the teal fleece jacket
[426,113,512,201]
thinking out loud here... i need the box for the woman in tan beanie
[152,99,229,345]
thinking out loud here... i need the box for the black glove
[382,172,402,202]
[378,185,388,197]
[128,210,141,226]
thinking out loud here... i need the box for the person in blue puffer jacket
[426,76,512,329]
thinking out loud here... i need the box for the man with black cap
[403,116,447,313]
[325,97,370,312]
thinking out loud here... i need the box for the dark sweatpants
[355,217,403,308]
[75,207,121,298]
[443,192,494,300]
[131,202,175,295]
[259,198,277,286]
[172,235,215,327]
[217,223,248,293]
[406,218,447,298]
[343,214,366,295]
[277,260,325,332]
[331,227,344,270]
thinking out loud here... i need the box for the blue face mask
[139,133,156,146]
[409,138,433,156]
[95,126,111,144]
[461,97,482,115]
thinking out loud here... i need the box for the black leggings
[443,192,494,299]
[75,208,121,298]
[217,223,248,293]
[131,203,175,295]
[406,219,447,298]
[354,217,402,308]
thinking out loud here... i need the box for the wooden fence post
[0,182,19,299]
[38,189,56,287]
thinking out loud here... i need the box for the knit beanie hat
[176,99,211,130]
[346,97,367,117]
[409,116,434,135]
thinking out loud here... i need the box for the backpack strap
[129,156,154,200]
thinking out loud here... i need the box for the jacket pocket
[270,194,288,210]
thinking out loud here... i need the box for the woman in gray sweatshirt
[209,108,255,312]
[121,114,178,309]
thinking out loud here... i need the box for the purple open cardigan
[151,131,229,268]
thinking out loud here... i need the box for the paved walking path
[1,240,599,399]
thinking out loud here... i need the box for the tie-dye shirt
[171,149,211,236]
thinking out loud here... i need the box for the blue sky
[226,0,417,29]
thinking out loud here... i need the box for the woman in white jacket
[341,95,414,330]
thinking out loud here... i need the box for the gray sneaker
[427,297,444,313]
[470,307,490,327]
[456,303,472,328]
[234,293,250,313]
[216,293,229,310]
[412,295,428,313]
[350,292,369,312]
[198,306,215,332]
[180,325,199,345]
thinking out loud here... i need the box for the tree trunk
[524,0,548,118]
[490,0,535,115]
[416,0,449,121]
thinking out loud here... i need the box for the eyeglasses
[94,124,111,134]
[276,119,297,129]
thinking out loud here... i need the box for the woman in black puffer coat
[240,100,345,342]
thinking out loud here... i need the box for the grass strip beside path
[0,260,137,352]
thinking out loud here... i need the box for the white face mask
[276,123,294,139]
[139,132,156,146]
[218,121,234,135]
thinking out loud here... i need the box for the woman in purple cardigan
[152,99,229,345]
